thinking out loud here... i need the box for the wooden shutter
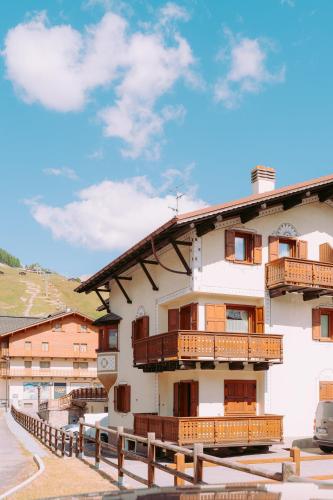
[253,234,262,264]
[297,240,308,259]
[319,243,333,263]
[312,308,321,340]
[225,230,235,261]
[190,303,198,330]
[224,380,256,415]
[124,385,131,413]
[114,385,118,412]
[255,307,265,334]
[268,236,279,262]
[173,383,179,416]
[205,304,226,332]
[142,316,149,338]
[320,382,333,401]
[168,309,180,331]
[131,320,137,346]
[190,381,199,417]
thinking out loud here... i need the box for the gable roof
[76,172,333,294]
[0,310,94,338]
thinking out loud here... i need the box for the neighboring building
[76,167,333,446]
[0,311,99,410]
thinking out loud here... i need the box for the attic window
[53,323,62,332]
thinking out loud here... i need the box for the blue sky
[0,0,332,277]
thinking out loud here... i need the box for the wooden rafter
[195,221,216,237]
[95,289,110,312]
[240,207,260,224]
[139,262,158,291]
[319,188,333,202]
[150,237,191,276]
[171,241,192,275]
[283,194,304,211]
[115,277,132,304]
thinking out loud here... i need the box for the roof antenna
[168,184,185,215]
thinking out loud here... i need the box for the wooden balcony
[0,348,9,358]
[134,414,283,446]
[133,331,283,371]
[7,345,97,359]
[266,257,333,300]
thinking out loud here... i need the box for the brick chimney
[251,165,276,194]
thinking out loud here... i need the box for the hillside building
[0,310,100,411]
[76,167,333,446]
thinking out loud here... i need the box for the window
[167,304,197,332]
[24,341,32,350]
[24,361,32,369]
[173,381,198,417]
[42,342,49,352]
[114,384,131,413]
[268,236,308,261]
[205,304,264,334]
[80,324,88,332]
[80,343,87,353]
[73,343,80,353]
[313,308,333,341]
[227,308,250,333]
[73,361,88,369]
[108,328,118,350]
[53,322,62,332]
[40,361,50,369]
[225,230,262,265]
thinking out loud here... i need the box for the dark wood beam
[229,362,244,370]
[96,288,109,293]
[139,262,159,291]
[303,290,333,301]
[115,276,132,281]
[171,241,192,276]
[253,362,269,371]
[142,259,159,265]
[319,188,333,202]
[174,240,192,246]
[195,221,215,237]
[95,290,110,312]
[115,278,132,304]
[282,194,304,211]
[240,207,260,224]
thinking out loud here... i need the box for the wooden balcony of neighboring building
[4,368,98,379]
[0,347,9,358]
[133,331,283,372]
[134,413,283,447]
[266,257,333,300]
[40,387,107,411]
[7,345,97,359]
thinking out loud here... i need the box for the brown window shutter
[319,243,333,263]
[190,381,199,417]
[114,385,118,412]
[205,304,226,332]
[168,309,180,331]
[142,316,149,338]
[225,230,235,261]
[297,240,308,259]
[131,320,137,346]
[190,303,198,330]
[255,307,265,333]
[124,385,131,413]
[312,309,321,340]
[268,236,279,261]
[253,234,262,264]
[173,383,179,416]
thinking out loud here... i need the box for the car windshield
[317,401,333,419]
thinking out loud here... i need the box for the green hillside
[0,265,102,319]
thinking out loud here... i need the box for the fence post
[193,443,204,484]
[117,426,124,487]
[174,453,185,487]
[147,432,156,487]
[95,422,101,469]
[69,432,73,457]
[290,447,301,476]
[61,431,65,457]
[54,428,58,454]
[78,418,84,458]
[49,425,52,448]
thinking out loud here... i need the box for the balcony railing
[40,387,107,411]
[133,330,283,367]
[266,257,333,298]
[7,344,97,359]
[0,348,9,358]
[134,414,283,446]
[7,368,98,379]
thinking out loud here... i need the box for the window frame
[226,304,255,333]
[39,360,50,369]
[53,322,62,332]
[234,231,254,264]
[277,237,297,258]
[318,308,333,341]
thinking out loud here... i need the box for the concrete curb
[0,454,45,499]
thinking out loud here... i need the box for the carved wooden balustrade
[266,257,333,299]
[133,330,283,367]
[40,386,107,411]
[134,413,283,446]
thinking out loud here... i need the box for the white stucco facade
[100,198,333,439]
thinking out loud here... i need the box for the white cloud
[214,30,285,108]
[3,8,196,158]
[281,0,295,6]
[28,174,206,251]
[88,148,104,160]
[43,167,78,180]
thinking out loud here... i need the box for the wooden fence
[11,405,301,488]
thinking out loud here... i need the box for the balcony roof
[76,172,333,294]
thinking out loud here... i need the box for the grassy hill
[0,265,102,319]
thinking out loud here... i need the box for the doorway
[173,381,198,417]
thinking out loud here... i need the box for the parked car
[313,400,333,452]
